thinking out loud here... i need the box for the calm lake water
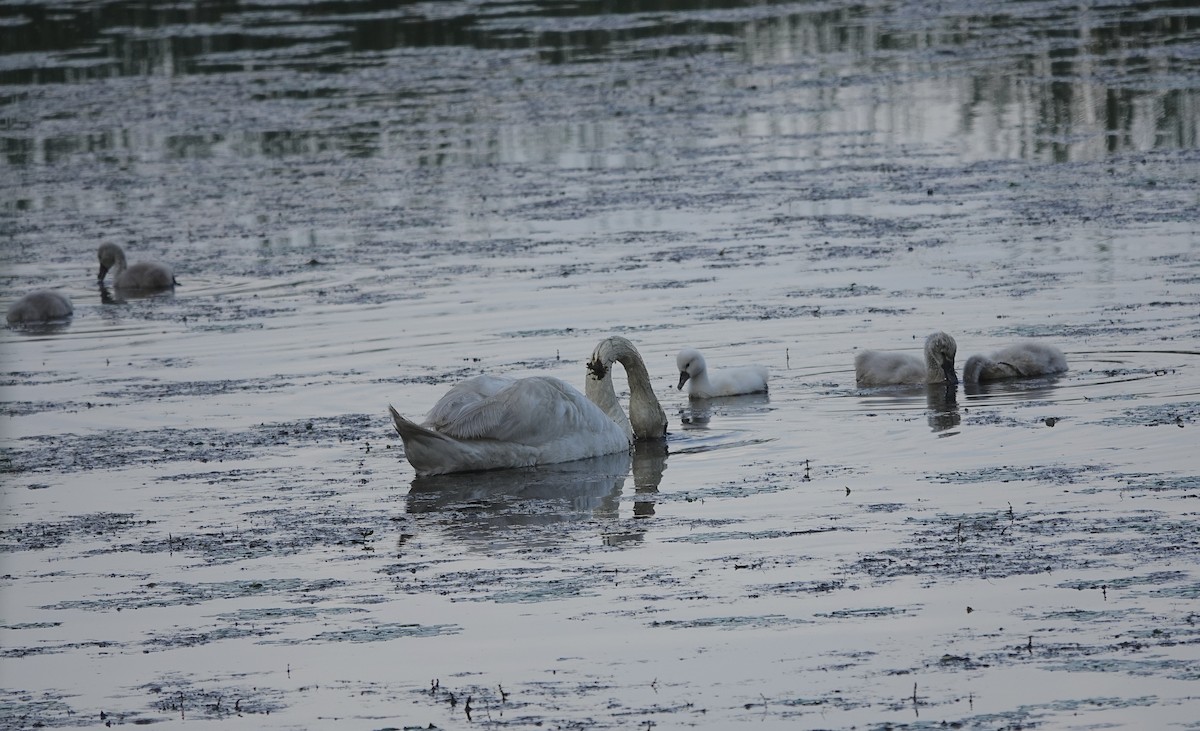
[2,0,1199,729]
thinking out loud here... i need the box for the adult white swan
[98,243,176,291]
[389,336,667,475]
[963,342,1067,383]
[855,331,958,386]
[6,290,73,324]
[676,347,768,398]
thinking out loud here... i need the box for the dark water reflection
[964,375,1066,401]
[677,391,771,429]
[405,442,667,531]
[2,0,1196,168]
[926,383,960,435]
[856,384,961,435]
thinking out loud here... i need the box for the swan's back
[426,375,620,444]
[391,374,630,475]
[422,375,516,433]
[855,350,924,386]
[119,262,176,291]
[963,342,1067,383]
[708,364,769,397]
[6,290,73,324]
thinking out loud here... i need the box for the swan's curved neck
[924,351,943,383]
[587,337,667,441]
[587,355,633,441]
[621,353,665,438]
[688,369,712,390]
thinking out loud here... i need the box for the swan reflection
[5,322,73,336]
[964,375,1065,400]
[405,444,668,544]
[678,392,771,429]
[857,384,960,435]
[631,440,668,520]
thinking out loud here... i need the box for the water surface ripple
[2,0,1199,729]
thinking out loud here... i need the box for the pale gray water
[2,0,1199,729]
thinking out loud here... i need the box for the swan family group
[390,331,1066,476]
[5,243,175,325]
[6,247,1064,478]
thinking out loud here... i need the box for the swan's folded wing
[856,350,923,385]
[424,375,516,430]
[998,343,1067,376]
[433,376,605,444]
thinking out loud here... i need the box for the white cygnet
[676,347,769,399]
[6,290,74,324]
[97,242,176,291]
[963,342,1067,383]
[855,331,958,386]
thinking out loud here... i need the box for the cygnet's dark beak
[942,358,959,385]
[677,371,689,390]
[97,264,109,282]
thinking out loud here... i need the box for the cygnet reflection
[677,392,771,429]
[926,383,961,434]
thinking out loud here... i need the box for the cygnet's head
[676,348,707,390]
[925,331,958,384]
[97,242,127,282]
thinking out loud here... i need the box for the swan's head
[924,331,958,385]
[587,357,609,380]
[675,347,706,390]
[97,242,127,282]
[590,335,637,373]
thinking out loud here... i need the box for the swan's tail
[389,405,445,443]
[389,405,490,476]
